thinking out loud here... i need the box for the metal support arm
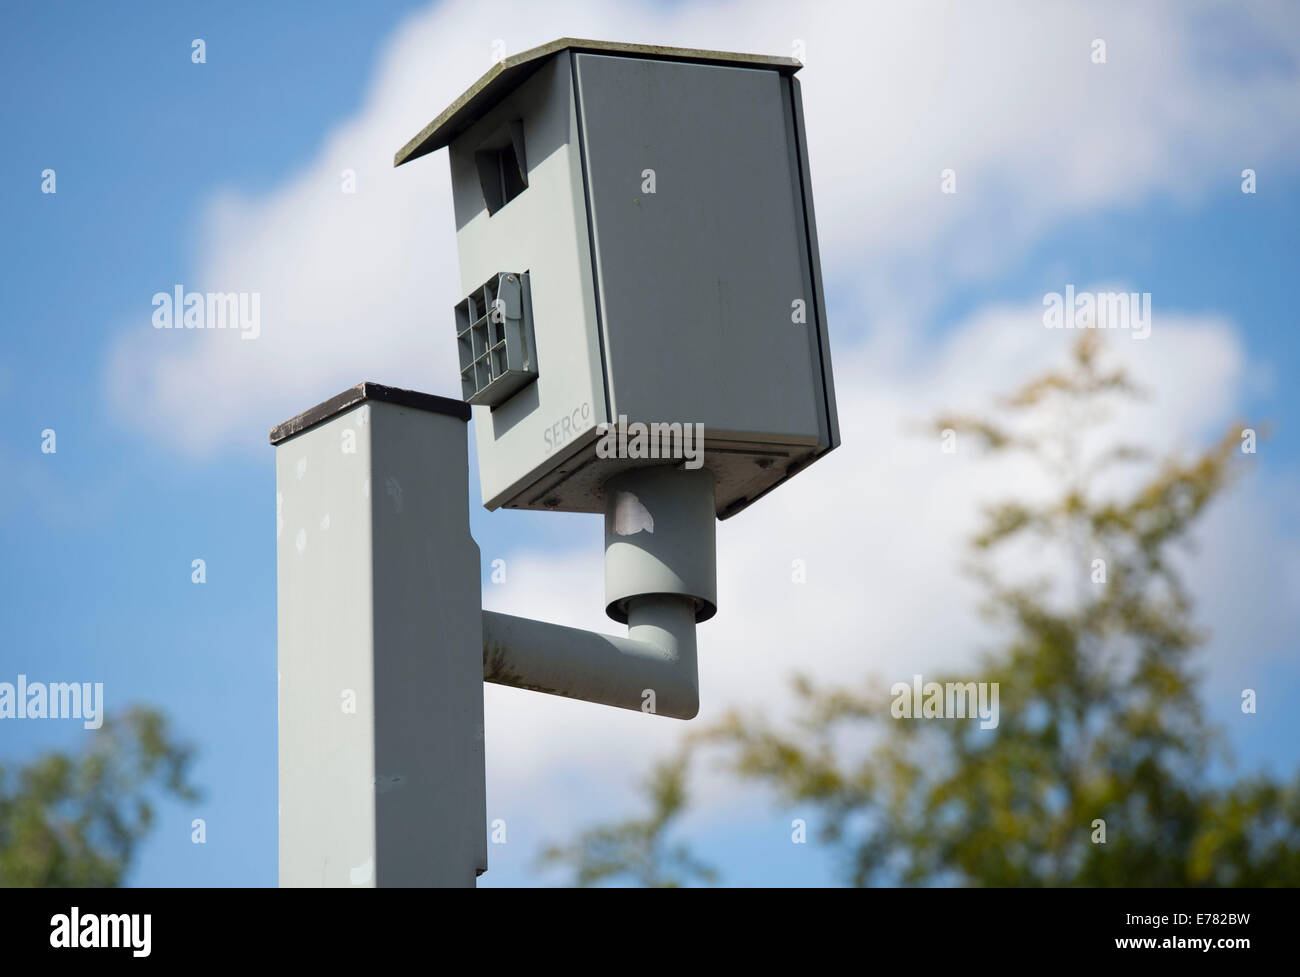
[480,466,716,721]
[483,595,699,719]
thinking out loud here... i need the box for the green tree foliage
[0,707,198,887]
[538,755,716,887]
[543,335,1300,886]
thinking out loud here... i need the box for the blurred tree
[538,755,716,887]
[542,334,1300,887]
[0,707,198,887]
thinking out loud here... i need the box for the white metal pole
[272,384,486,887]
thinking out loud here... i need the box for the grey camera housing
[397,39,839,518]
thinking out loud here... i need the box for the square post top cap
[269,381,470,446]
[393,37,803,168]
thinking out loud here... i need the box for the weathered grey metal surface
[269,381,469,445]
[498,432,820,520]
[483,596,699,720]
[275,393,485,887]
[788,75,841,452]
[576,54,826,445]
[395,38,802,167]
[405,47,838,519]
[481,466,712,717]
[449,51,611,516]
[604,466,717,624]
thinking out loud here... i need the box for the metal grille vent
[455,272,538,406]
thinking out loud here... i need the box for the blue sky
[2,0,1297,887]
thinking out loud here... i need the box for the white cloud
[104,0,1300,452]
